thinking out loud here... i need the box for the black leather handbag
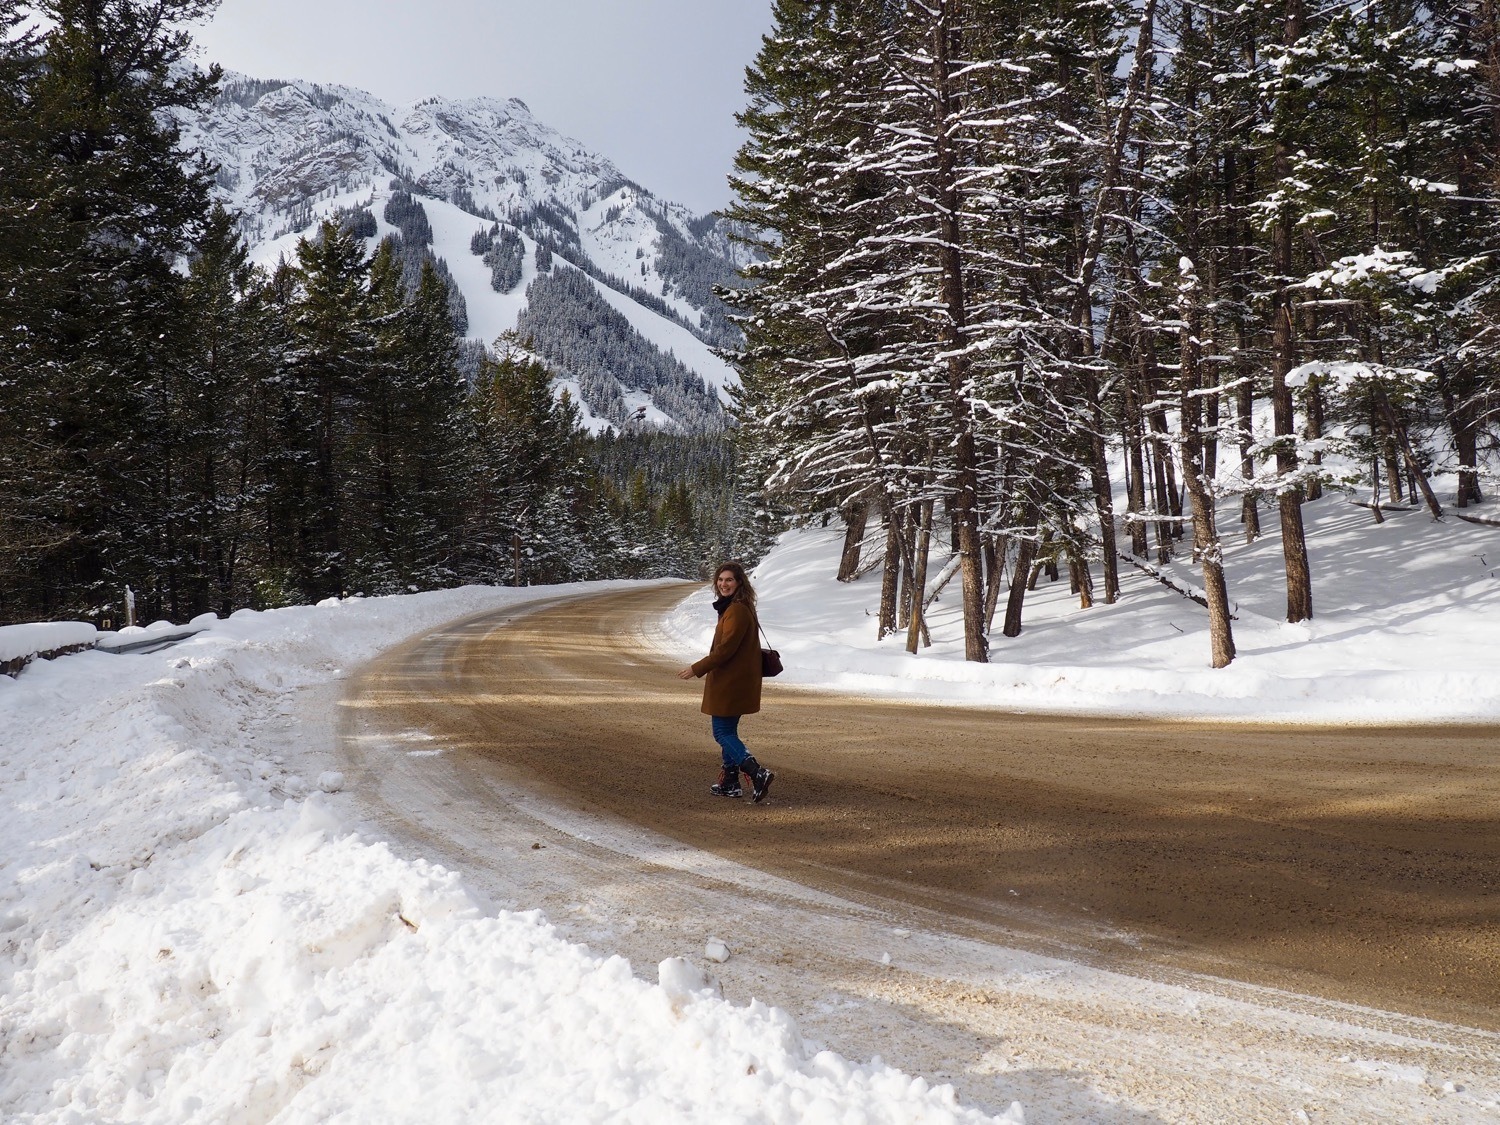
[758,622,783,677]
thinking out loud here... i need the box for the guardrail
[97,626,207,655]
[1,618,213,677]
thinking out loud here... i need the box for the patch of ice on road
[1350,1059,1429,1085]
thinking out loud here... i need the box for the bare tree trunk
[1147,410,1175,562]
[1270,313,1313,621]
[1203,372,1220,484]
[906,498,935,653]
[1270,0,1313,623]
[1237,371,1261,542]
[1147,402,1184,539]
[1070,550,1095,610]
[877,498,901,639]
[1363,402,1387,523]
[1434,359,1483,507]
[897,504,916,631]
[983,534,1006,632]
[1002,535,1039,638]
[836,498,869,581]
[1123,376,1150,556]
[1381,419,1405,503]
[1084,401,1120,603]
[1303,374,1325,501]
[1373,387,1444,519]
[928,5,988,662]
[1179,264,1236,667]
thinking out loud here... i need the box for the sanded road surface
[339,582,1500,1034]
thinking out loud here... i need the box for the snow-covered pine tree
[1278,1,1493,519]
[1257,0,1318,621]
[725,0,913,623]
[1049,0,1162,608]
[165,204,284,618]
[0,0,220,622]
[1132,0,1248,665]
[849,0,1007,660]
[1435,0,1500,505]
[284,220,376,600]
[728,0,1120,648]
[464,344,586,585]
[346,245,470,593]
[853,0,1115,643]
[1169,0,1268,544]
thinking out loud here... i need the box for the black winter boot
[710,766,743,797]
[740,756,775,803]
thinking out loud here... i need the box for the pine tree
[465,342,583,585]
[165,204,283,617]
[284,220,374,599]
[725,0,907,591]
[0,0,221,622]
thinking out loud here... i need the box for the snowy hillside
[180,72,749,433]
[659,492,1500,722]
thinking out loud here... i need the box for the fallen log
[1117,553,1238,620]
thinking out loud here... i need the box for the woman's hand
[677,667,696,680]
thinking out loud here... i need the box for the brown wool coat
[691,600,763,716]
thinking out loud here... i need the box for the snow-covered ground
[660,492,1500,723]
[0,584,1016,1124]
[0,622,97,665]
[5,492,1500,1122]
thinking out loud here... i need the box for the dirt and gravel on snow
[333,583,1500,1122]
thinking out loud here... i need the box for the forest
[7,0,1498,662]
[0,0,761,626]
[727,0,1500,667]
[515,266,725,433]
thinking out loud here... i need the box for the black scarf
[712,594,733,617]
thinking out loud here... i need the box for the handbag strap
[757,620,775,648]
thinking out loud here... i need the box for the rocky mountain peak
[183,70,750,434]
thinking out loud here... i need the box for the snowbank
[0,582,1018,1124]
[0,621,97,666]
[655,494,1500,723]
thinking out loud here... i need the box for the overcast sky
[191,0,772,216]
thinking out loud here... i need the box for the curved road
[334,583,1500,1119]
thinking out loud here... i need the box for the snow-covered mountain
[181,72,751,433]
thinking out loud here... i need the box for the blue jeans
[710,715,750,769]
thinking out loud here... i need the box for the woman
[677,561,775,802]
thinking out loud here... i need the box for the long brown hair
[712,560,757,609]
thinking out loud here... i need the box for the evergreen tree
[726,0,917,635]
[345,245,469,592]
[465,343,588,585]
[165,204,283,617]
[0,0,220,621]
[282,219,374,599]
